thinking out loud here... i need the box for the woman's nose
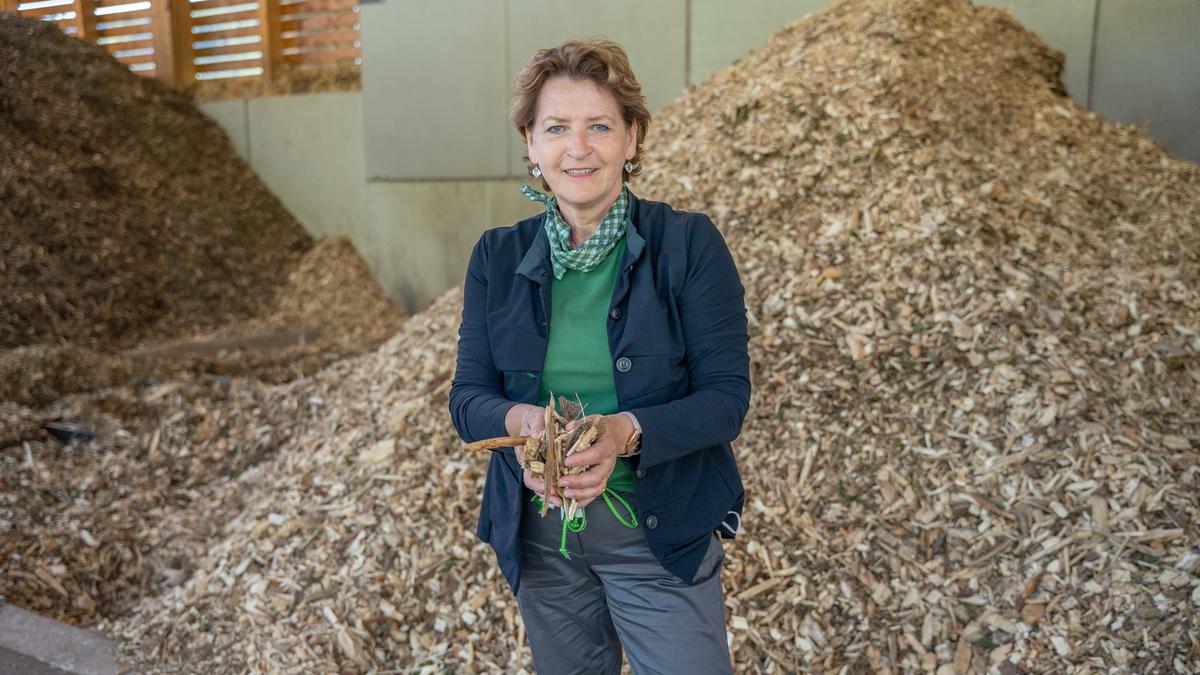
[566,129,590,157]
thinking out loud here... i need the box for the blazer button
[645,514,658,530]
[615,357,632,373]
[635,469,645,479]
[609,307,622,321]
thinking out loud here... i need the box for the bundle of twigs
[464,393,606,521]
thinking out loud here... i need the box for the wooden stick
[1015,569,1044,611]
[541,396,559,516]
[463,436,533,452]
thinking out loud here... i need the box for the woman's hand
[559,413,634,510]
[507,404,563,507]
[505,403,544,438]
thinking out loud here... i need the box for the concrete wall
[359,2,511,180]
[247,93,368,244]
[198,92,365,243]
[200,0,1200,313]
[197,92,540,313]
[1090,0,1200,163]
[199,100,249,158]
[358,0,688,181]
[365,180,540,311]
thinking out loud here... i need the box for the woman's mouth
[564,169,597,177]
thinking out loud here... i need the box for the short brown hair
[510,39,651,185]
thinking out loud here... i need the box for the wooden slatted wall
[279,0,358,68]
[1,0,359,86]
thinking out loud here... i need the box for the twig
[463,436,533,452]
[1015,569,1044,611]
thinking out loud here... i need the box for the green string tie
[531,489,638,559]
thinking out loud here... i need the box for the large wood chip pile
[101,294,486,672]
[0,237,402,411]
[1,13,309,351]
[2,375,286,624]
[0,345,132,408]
[0,237,404,624]
[1,17,402,629]
[4,0,1198,672]
[0,12,403,399]
[637,0,1200,670]
[125,236,407,388]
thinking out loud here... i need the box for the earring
[531,165,542,178]
[624,161,634,173]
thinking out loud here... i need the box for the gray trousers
[516,489,733,675]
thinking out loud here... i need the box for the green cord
[601,490,638,528]
[531,489,638,560]
[561,510,585,559]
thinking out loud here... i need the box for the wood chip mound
[0,403,42,448]
[0,13,311,352]
[0,12,404,401]
[0,345,133,408]
[0,20,403,631]
[1,375,289,624]
[265,236,405,344]
[8,0,1200,672]
[0,238,405,624]
[637,0,1200,670]
[124,236,408,387]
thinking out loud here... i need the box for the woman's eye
[591,124,610,132]
[547,125,564,134]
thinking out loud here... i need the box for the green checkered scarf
[522,184,629,280]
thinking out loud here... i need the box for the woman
[449,39,749,674]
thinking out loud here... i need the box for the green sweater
[537,237,635,495]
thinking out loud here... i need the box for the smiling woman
[523,77,636,246]
[511,42,648,246]
[450,39,749,675]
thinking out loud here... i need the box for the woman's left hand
[559,413,634,510]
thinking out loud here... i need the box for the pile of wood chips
[0,16,402,400]
[2,375,287,624]
[6,0,1199,672]
[0,236,403,624]
[637,0,1199,671]
[0,237,403,409]
[0,13,312,352]
[127,236,407,387]
[0,16,402,633]
[0,345,133,408]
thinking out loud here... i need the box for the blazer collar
[515,192,645,282]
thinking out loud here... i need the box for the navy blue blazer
[449,192,750,594]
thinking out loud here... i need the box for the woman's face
[525,76,637,220]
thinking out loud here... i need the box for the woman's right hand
[507,404,562,507]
